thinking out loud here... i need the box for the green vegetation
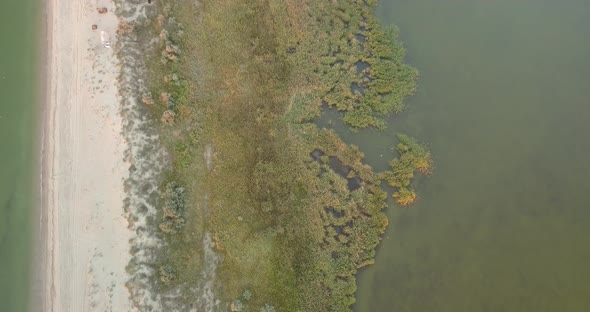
[285,1,418,128]
[128,0,428,310]
[381,134,432,206]
[158,182,186,234]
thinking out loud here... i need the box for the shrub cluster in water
[381,134,432,206]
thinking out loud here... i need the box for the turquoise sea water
[339,0,590,311]
[0,0,39,311]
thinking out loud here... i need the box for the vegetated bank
[127,0,432,310]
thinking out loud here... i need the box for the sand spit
[39,0,136,310]
[38,0,225,309]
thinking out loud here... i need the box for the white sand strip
[41,0,135,310]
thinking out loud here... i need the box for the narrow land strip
[39,0,134,310]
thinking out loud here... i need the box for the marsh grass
[137,0,425,310]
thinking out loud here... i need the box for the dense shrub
[158,181,186,234]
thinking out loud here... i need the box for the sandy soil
[39,0,135,310]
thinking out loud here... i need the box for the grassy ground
[134,0,428,310]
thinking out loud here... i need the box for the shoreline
[34,0,135,310]
[31,0,52,308]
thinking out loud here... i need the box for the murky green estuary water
[332,0,590,311]
[0,0,38,311]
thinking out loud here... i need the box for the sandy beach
[38,0,135,310]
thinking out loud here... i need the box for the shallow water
[322,0,590,311]
[0,0,38,311]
